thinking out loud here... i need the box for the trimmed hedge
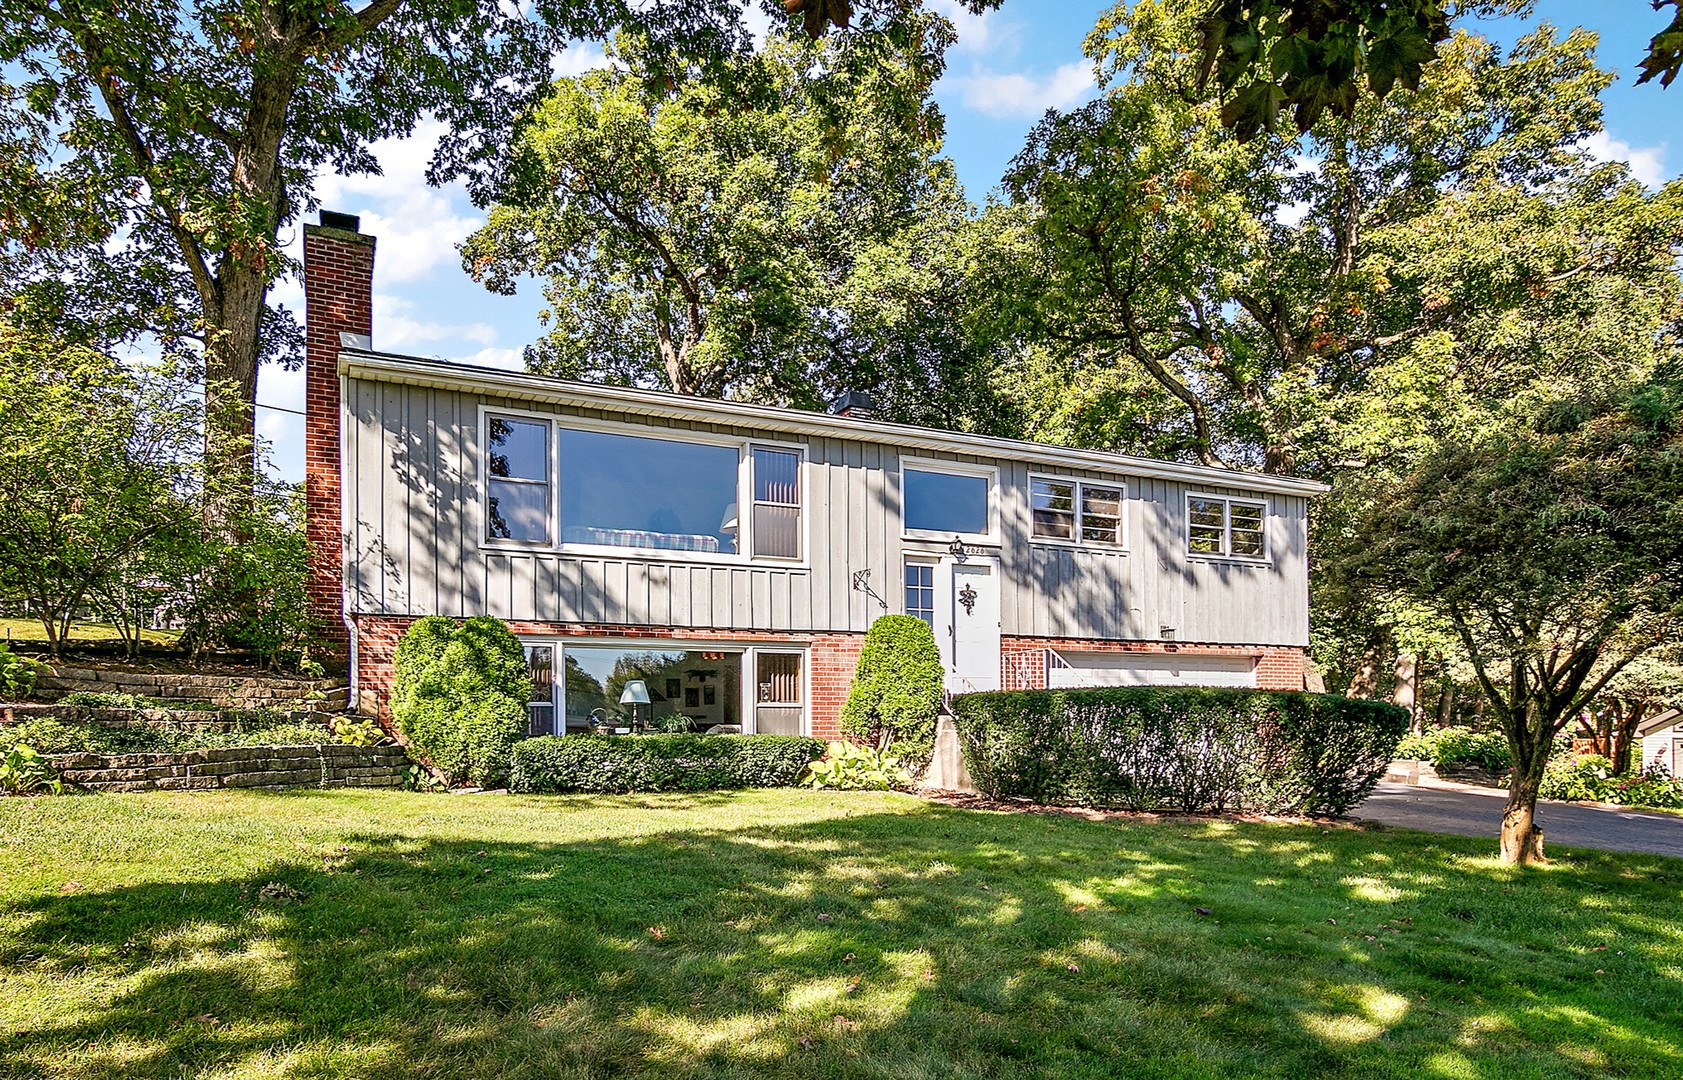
[950,687,1407,815]
[509,734,825,793]
[390,616,528,788]
[839,615,945,766]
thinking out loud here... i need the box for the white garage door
[1047,651,1258,689]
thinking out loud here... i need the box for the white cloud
[375,293,498,352]
[1580,130,1667,188]
[455,346,527,372]
[551,41,609,79]
[928,0,1018,58]
[949,60,1096,119]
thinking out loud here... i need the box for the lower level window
[561,646,742,733]
[525,644,556,736]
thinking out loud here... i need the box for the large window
[484,413,803,560]
[561,428,739,554]
[903,463,992,538]
[561,645,742,733]
[905,560,935,628]
[487,416,551,543]
[1187,495,1267,559]
[1031,477,1123,546]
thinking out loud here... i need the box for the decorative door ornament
[958,582,978,616]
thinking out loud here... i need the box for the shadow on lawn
[5,797,1683,1079]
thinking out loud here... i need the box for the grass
[0,617,181,647]
[2,790,1681,1079]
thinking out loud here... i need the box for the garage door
[1046,651,1258,689]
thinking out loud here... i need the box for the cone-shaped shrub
[840,615,945,766]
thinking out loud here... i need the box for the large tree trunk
[202,272,266,525]
[1611,703,1646,775]
[1394,651,1419,734]
[1500,769,1547,865]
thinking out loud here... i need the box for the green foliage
[0,743,61,795]
[508,734,825,793]
[839,615,944,765]
[801,740,911,791]
[1394,727,1512,773]
[0,645,41,699]
[1539,756,1683,810]
[0,326,199,653]
[464,26,1015,430]
[950,687,1407,815]
[329,716,386,747]
[0,716,339,755]
[390,617,528,788]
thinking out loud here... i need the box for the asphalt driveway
[1353,781,1683,859]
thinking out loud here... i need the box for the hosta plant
[1,744,63,795]
[802,740,911,791]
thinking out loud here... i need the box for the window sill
[1185,553,1272,567]
[480,540,810,571]
[1028,537,1130,554]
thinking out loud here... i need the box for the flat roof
[339,349,1331,497]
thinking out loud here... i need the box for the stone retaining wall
[2,703,339,732]
[50,744,409,793]
[32,665,349,711]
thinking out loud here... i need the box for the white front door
[946,561,1001,693]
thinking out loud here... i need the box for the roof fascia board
[338,350,1331,496]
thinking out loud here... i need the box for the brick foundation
[349,615,1305,740]
[303,216,376,658]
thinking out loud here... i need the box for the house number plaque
[958,583,978,616]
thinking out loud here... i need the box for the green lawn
[0,617,181,648]
[2,790,1680,1079]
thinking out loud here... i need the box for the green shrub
[390,616,528,788]
[58,691,155,710]
[802,740,911,790]
[950,687,1408,815]
[1394,726,1512,772]
[840,615,945,767]
[509,734,825,793]
[0,716,338,755]
[1540,756,1683,808]
[328,716,385,746]
[0,645,41,699]
[0,744,61,795]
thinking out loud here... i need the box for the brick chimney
[303,211,375,658]
[828,389,877,421]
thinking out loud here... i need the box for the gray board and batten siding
[339,351,1319,647]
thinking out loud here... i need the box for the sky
[256,0,1678,484]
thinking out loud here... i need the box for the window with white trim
[903,461,994,539]
[904,559,935,628]
[1187,495,1267,558]
[750,447,801,559]
[486,415,552,543]
[1031,477,1123,545]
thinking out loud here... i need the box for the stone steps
[1,702,340,732]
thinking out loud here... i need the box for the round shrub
[950,686,1408,815]
[390,616,527,787]
[840,615,944,766]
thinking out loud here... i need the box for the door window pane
[905,561,935,627]
[525,645,556,737]
[1031,479,1075,539]
[560,429,740,554]
[755,652,803,735]
[904,468,989,535]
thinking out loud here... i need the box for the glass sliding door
[561,645,743,733]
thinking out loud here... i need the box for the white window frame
[900,456,1000,545]
[1027,473,1128,551]
[1185,492,1271,563]
[903,556,938,628]
[477,406,808,567]
[531,637,810,737]
[517,637,561,737]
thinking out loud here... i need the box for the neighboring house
[1638,710,1683,775]
[302,213,1328,740]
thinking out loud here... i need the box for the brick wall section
[303,222,376,657]
[1000,636,1307,691]
[351,615,864,740]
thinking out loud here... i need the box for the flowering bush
[1540,755,1683,809]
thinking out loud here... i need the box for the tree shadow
[4,795,1681,1078]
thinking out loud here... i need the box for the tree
[462,20,1012,425]
[1193,0,1680,140]
[1002,9,1657,476]
[0,323,200,654]
[1345,374,1683,864]
[0,0,996,519]
[1588,652,1683,775]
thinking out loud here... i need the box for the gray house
[302,213,1326,740]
